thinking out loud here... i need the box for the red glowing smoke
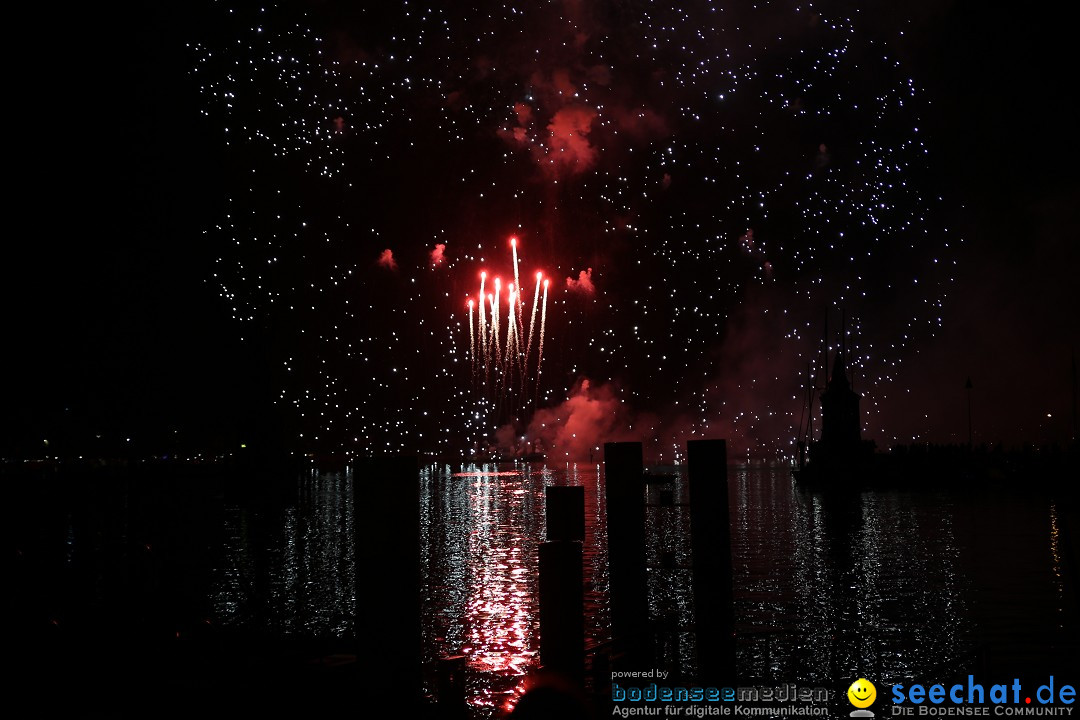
[501,379,702,463]
[520,379,628,461]
[610,106,668,139]
[499,103,535,149]
[430,243,447,267]
[566,267,595,294]
[494,52,669,179]
[378,248,397,270]
[514,103,534,125]
[547,105,597,173]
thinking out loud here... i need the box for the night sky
[8,1,1077,462]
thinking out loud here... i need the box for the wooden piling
[437,655,468,719]
[538,540,585,684]
[687,439,736,685]
[546,485,585,541]
[354,455,422,703]
[603,441,650,664]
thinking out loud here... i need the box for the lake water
[17,462,1078,715]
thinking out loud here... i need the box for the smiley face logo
[848,679,877,708]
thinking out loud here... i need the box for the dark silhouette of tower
[797,312,873,482]
[820,346,861,450]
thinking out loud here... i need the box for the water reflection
[732,471,973,685]
[198,463,1075,718]
[1050,504,1065,626]
[643,471,696,679]
[211,472,355,636]
[420,463,609,714]
[464,468,537,709]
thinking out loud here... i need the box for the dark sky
[888,4,1078,445]
[6,1,1077,458]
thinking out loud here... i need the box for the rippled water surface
[28,463,1078,715]
[202,463,1077,714]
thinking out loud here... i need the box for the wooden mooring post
[436,655,468,719]
[603,441,651,666]
[687,439,736,685]
[546,485,585,541]
[354,455,422,703]
[538,540,585,684]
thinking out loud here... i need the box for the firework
[194,2,957,457]
[503,284,518,392]
[492,278,502,369]
[479,272,488,384]
[467,297,475,379]
[511,237,520,307]
[524,271,541,373]
[462,240,557,422]
[536,278,549,404]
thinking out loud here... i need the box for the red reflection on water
[422,464,608,717]
[463,470,539,710]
